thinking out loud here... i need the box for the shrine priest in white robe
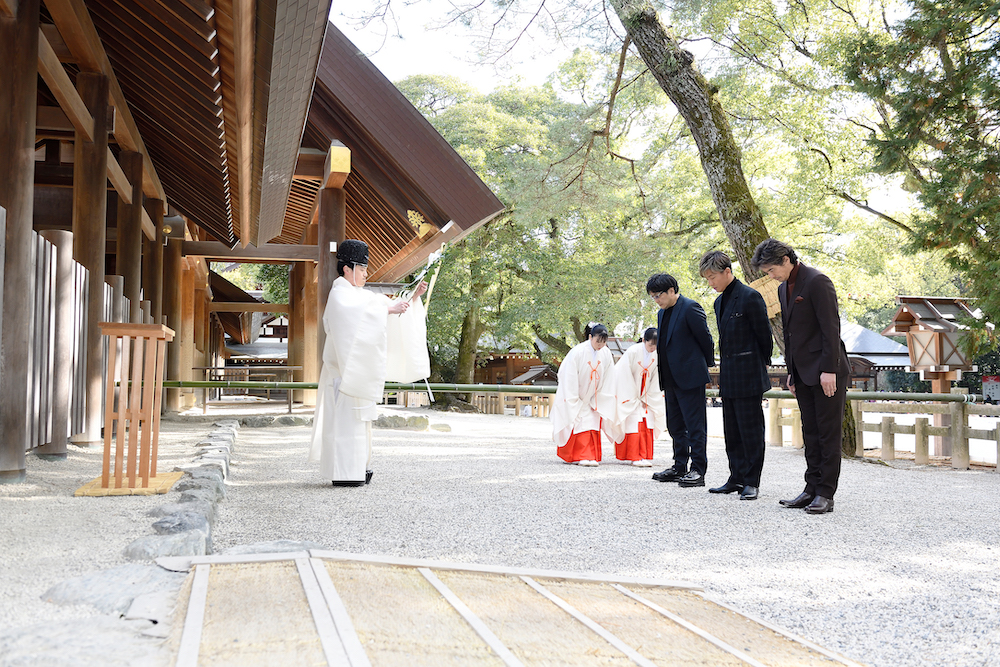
[608,328,666,467]
[309,239,429,487]
[550,324,617,466]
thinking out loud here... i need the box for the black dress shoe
[365,470,374,485]
[677,471,705,487]
[739,485,759,500]
[652,468,685,482]
[804,496,834,514]
[778,491,814,508]
[709,481,744,494]
[332,479,365,487]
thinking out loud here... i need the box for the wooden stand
[99,322,175,489]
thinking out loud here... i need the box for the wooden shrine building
[0,5,505,483]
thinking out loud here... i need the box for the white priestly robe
[308,277,429,482]
[550,341,616,448]
[608,343,666,445]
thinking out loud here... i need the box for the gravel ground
[2,406,999,667]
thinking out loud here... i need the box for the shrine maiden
[309,239,428,486]
[609,328,666,467]
[550,324,616,466]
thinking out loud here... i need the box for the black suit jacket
[657,294,715,391]
[778,263,850,386]
[713,279,772,398]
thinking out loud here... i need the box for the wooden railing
[767,390,999,469]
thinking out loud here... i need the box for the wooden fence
[471,392,553,417]
[22,229,132,452]
[768,393,1000,469]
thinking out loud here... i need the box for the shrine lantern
[881,296,978,384]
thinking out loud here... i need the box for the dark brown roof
[293,22,505,278]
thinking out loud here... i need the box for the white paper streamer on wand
[424,378,434,402]
[424,260,444,312]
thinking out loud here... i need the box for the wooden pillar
[950,387,969,469]
[163,238,182,412]
[142,199,164,322]
[930,374,954,456]
[294,264,306,404]
[0,0,40,481]
[181,261,195,407]
[317,188,344,357]
[316,142,350,361]
[107,275,124,323]
[73,72,110,446]
[766,398,781,447]
[116,151,143,322]
[287,263,301,403]
[303,261,318,406]
[302,225,319,406]
[37,231,74,459]
[914,417,929,465]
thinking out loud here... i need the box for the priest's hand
[412,281,429,301]
[388,301,410,315]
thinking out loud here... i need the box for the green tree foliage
[838,0,1000,351]
[398,68,694,378]
[673,0,997,350]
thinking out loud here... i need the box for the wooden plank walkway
[159,551,865,667]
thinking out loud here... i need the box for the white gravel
[2,406,999,667]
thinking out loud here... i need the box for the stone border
[122,420,240,561]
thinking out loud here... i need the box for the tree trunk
[610,0,784,349]
[454,301,486,402]
[841,400,857,459]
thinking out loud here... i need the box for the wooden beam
[209,302,290,314]
[182,241,319,262]
[43,0,166,202]
[37,29,94,142]
[323,141,351,189]
[233,0,254,246]
[40,24,73,62]
[294,148,326,180]
[36,104,114,134]
[0,0,16,19]
[106,148,132,204]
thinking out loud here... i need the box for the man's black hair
[751,239,798,270]
[646,273,679,294]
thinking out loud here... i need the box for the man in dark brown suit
[751,239,849,515]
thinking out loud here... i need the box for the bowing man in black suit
[751,239,850,515]
[647,274,715,488]
[700,251,773,501]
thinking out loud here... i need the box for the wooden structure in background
[2,8,504,481]
[883,295,979,456]
[99,322,174,490]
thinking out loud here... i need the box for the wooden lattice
[99,323,175,489]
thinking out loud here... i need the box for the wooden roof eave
[44,0,166,203]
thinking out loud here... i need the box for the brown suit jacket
[778,263,849,386]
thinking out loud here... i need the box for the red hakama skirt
[615,419,654,461]
[557,429,602,463]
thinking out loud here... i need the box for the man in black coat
[647,274,715,487]
[752,239,850,515]
[700,251,773,501]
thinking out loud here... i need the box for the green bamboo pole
[153,381,982,403]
